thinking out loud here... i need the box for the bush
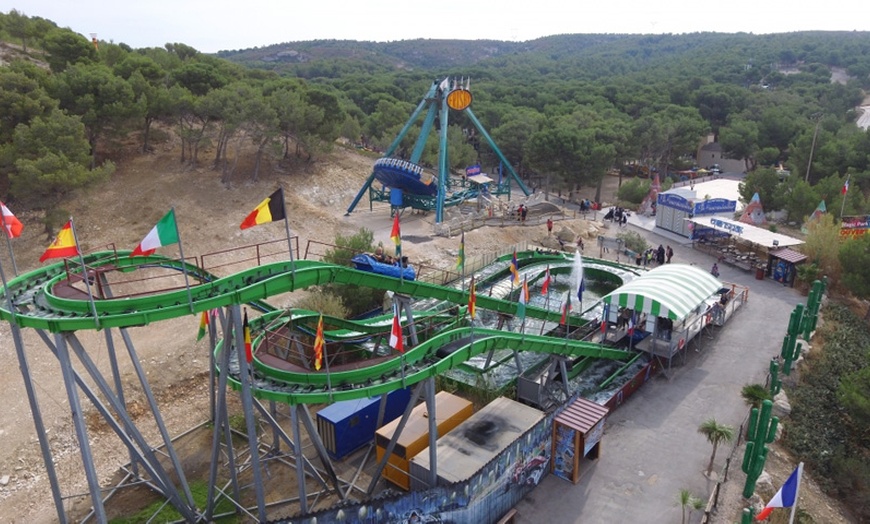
[617,230,649,254]
[616,178,650,205]
[321,228,385,317]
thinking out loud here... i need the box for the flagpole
[69,217,101,328]
[839,174,850,219]
[788,462,804,524]
[540,266,550,336]
[0,212,18,276]
[280,188,297,281]
[170,208,195,314]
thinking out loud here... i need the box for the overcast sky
[4,1,867,54]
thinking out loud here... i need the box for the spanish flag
[243,310,253,363]
[40,220,78,262]
[240,188,286,229]
[468,277,476,320]
[314,314,325,370]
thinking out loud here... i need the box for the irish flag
[389,303,404,352]
[40,220,78,262]
[131,209,179,257]
[1,202,23,239]
[517,276,529,321]
[240,188,286,229]
[756,463,802,521]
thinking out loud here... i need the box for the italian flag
[517,276,529,321]
[131,209,179,257]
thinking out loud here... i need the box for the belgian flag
[240,188,286,229]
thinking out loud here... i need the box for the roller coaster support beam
[206,307,242,521]
[466,108,531,196]
[345,82,438,216]
[0,256,66,522]
[35,329,197,520]
[425,377,438,486]
[54,331,108,523]
[366,380,427,496]
[394,293,420,346]
[299,404,345,498]
[436,85,450,223]
[58,331,199,520]
[97,273,138,475]
[290,404,309,514]
[231,304,268,522]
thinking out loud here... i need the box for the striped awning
[601,264,722,321]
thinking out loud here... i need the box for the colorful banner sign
[840,215,870,238]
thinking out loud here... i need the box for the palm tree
[741,383,772,409]
[675,488,701,524]
[698,418,735,476]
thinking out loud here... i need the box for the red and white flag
[841,176,850,195]
[1,202,23,239]
[540,265,551,295]
[389,304,404,353]
[756,463,802,521]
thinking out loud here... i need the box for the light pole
[804,113,822,183]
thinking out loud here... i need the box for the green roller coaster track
[1,250,636,405]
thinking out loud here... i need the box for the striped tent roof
[601,264,722,321]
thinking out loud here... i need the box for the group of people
[578,199,600,212]
[635,244,673,267]
[603,206,629,227]
[372,247,410,268]
[516,204,528,222]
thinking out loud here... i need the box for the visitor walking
[666,245,673,263]
[547,217,553,236]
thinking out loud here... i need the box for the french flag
[756,463,802,521]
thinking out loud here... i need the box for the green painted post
[801,284,818,339]
[781,304,805,375]
[741,507,755,523]
[769,358,781,396]
[804,279,824,339]
[742,399,778,498]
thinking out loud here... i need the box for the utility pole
[804,113,822,183]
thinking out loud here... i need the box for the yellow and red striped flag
[40,220,78,262]
[314,314,325,370]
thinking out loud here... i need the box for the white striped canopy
[601,264,722,321]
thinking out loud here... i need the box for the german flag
[40,220,78,262]
[240,188,286,229]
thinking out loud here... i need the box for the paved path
[515,218,803,523]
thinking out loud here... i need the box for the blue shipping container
[316,388,412,460]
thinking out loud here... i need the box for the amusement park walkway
[514,214,802,523]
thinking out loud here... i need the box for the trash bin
[755,266,765,280]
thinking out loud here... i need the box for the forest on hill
[1,10,870,518]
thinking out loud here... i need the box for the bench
[497,508,518,524]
